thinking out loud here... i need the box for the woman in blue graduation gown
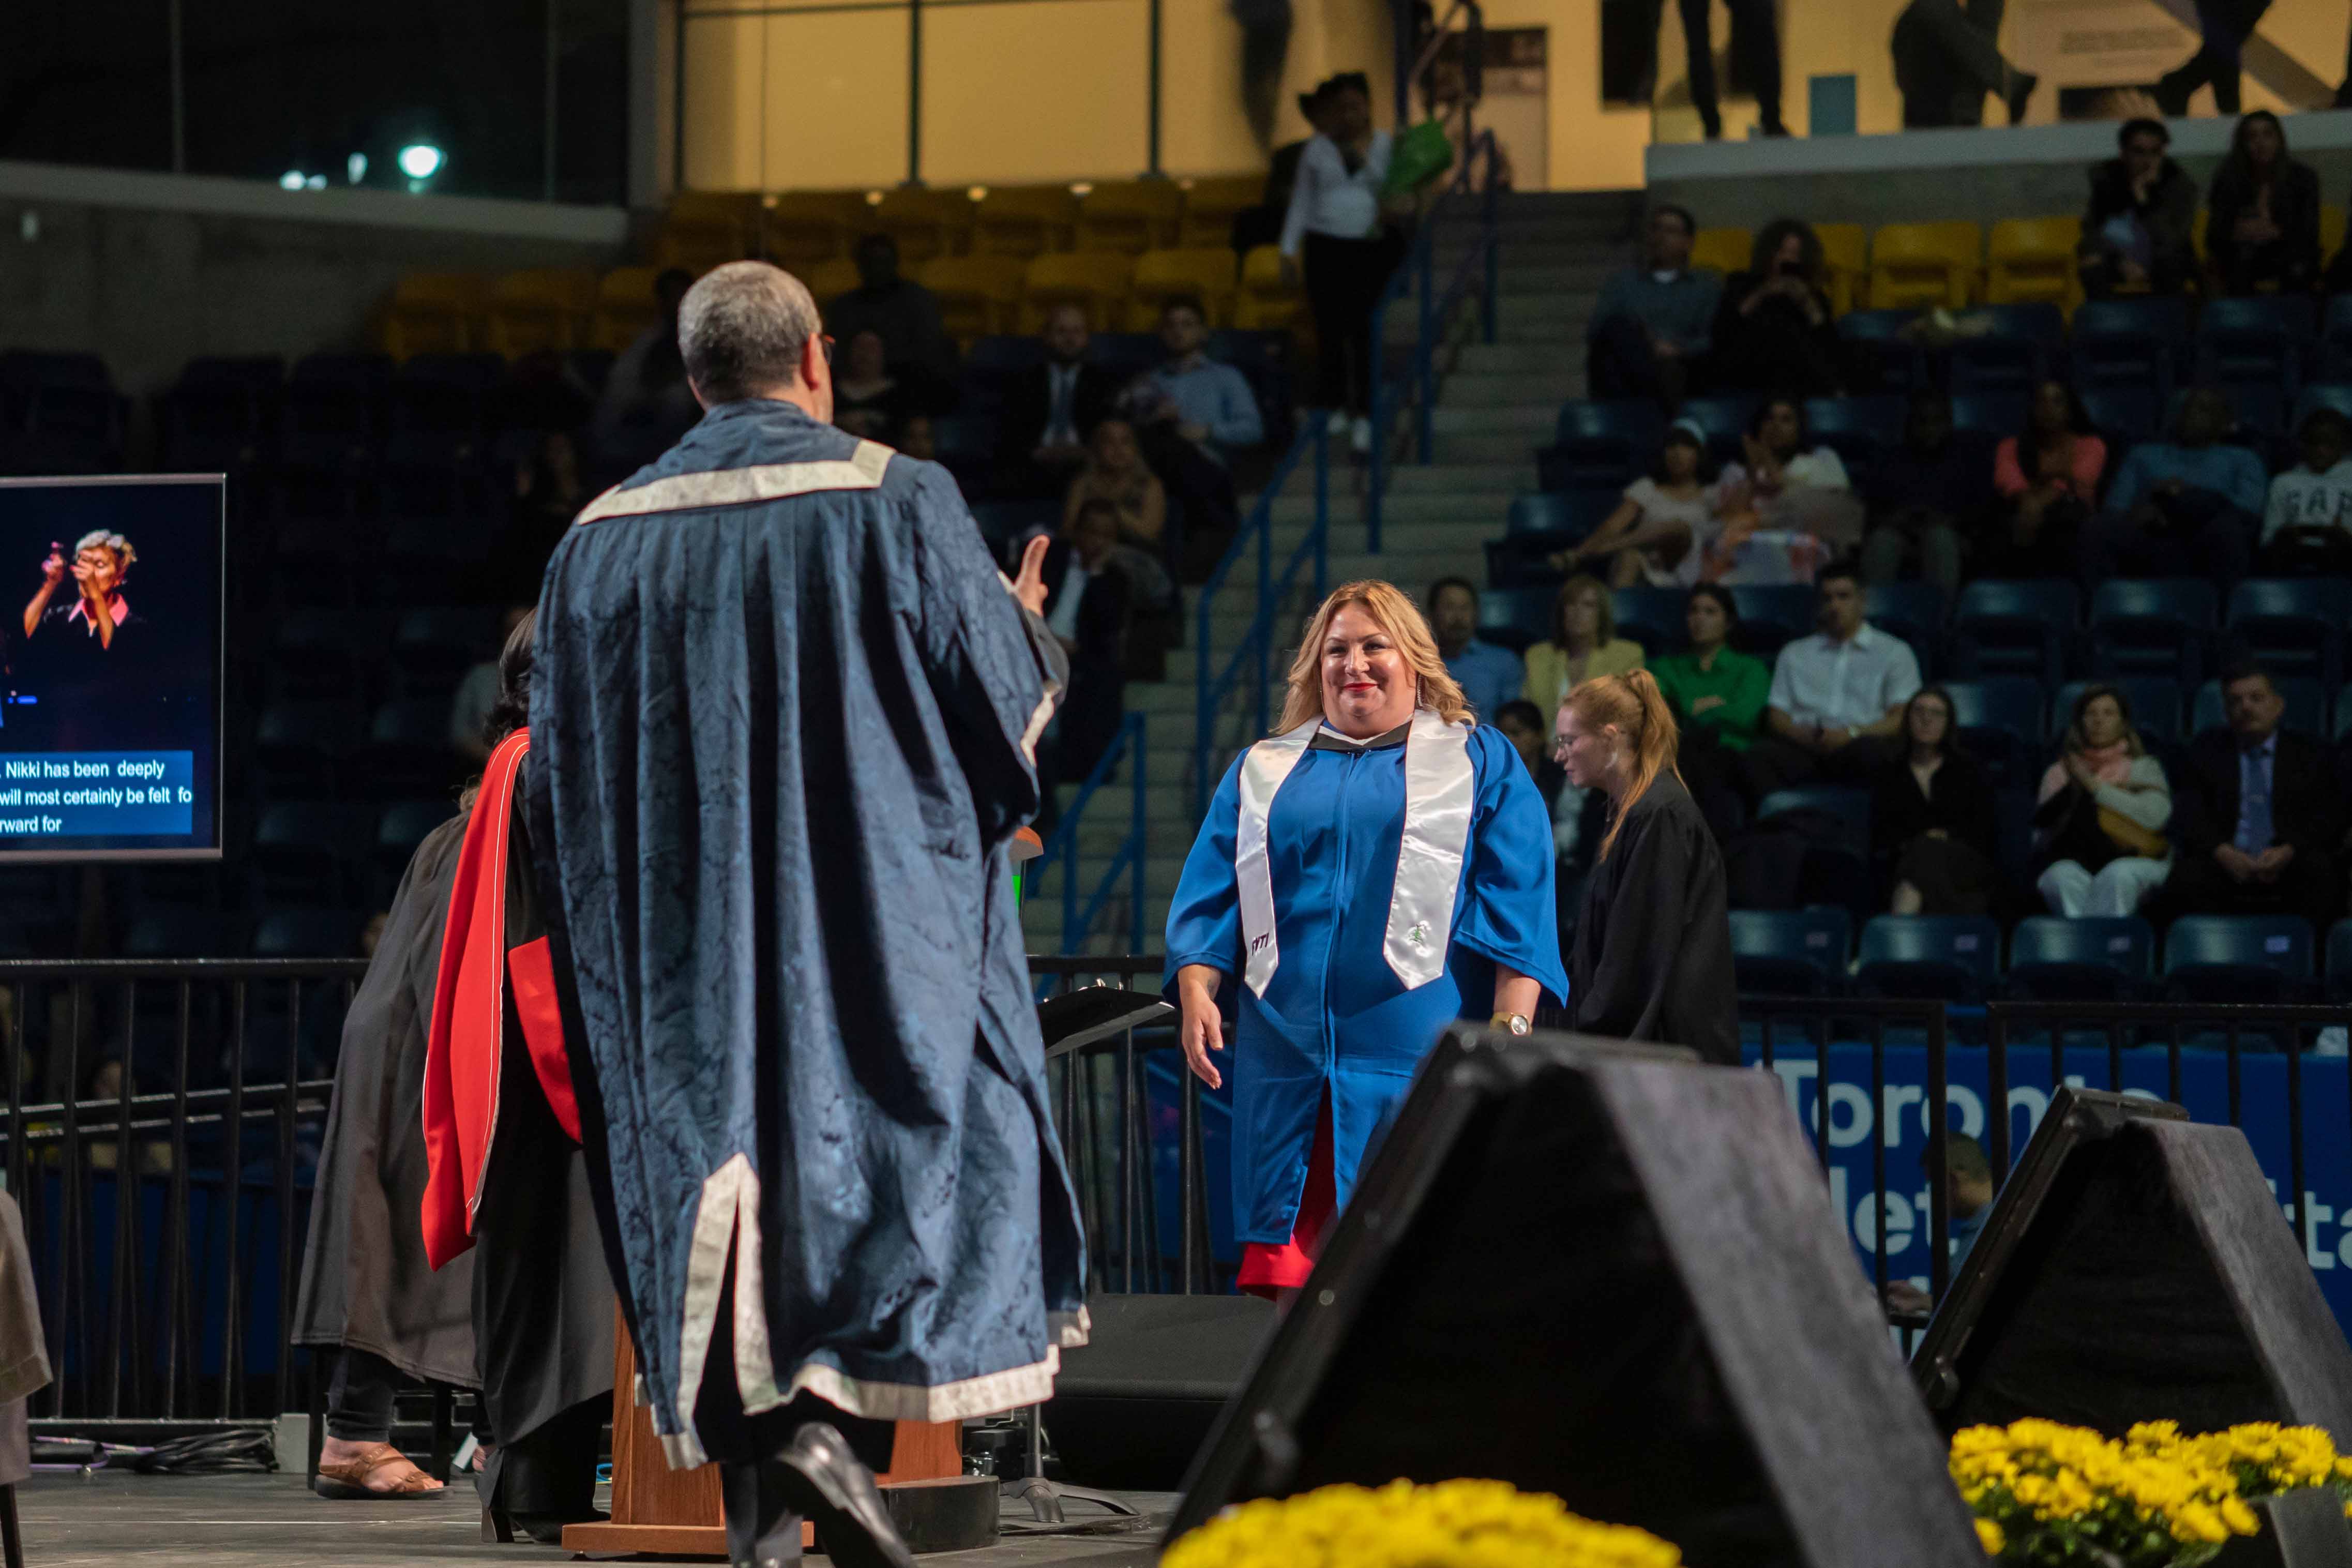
[1165,579,1568,1296]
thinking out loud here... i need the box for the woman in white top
[1556,418,1721,589]
[1703,395,1861,584]
[1279,73,1402,457]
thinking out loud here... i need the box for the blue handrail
[1365,127,1502,555]
[1029,712,1148,954]
[1191,423,1331,819]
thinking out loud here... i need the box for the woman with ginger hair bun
[1553,669,1738,1064]
[1165,579,1567,1300]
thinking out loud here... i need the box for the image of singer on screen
[21,531,139,653]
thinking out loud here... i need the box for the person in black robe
[1551,670,1739,1064]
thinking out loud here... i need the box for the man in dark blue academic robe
[525,262,1086,1568]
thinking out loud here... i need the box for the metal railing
[1028,714,1149,954]
[1190,423,1332,819]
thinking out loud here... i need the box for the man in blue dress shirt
[1427,576,1527,719]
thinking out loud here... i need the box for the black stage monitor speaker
[1912,1086,2352,1441]
[1044,1293,1277,1490]
[1166,1027,1984,1568]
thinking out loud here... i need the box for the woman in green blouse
[1647,584,1768,841]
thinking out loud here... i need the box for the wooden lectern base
[563,1315,963,1558]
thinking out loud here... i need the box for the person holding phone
[21,531,137,653]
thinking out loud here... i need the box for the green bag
[1380,119,1455,199]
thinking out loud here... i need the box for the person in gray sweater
[2032,684,2173,918]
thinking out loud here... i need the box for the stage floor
[16,1470,1173,1566]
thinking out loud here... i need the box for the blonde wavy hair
[1275,579,1474,734]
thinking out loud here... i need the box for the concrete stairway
[1023,189,1643,954]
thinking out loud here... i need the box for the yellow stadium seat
[973,186,1079,259]
[1987,216,2084,312]
[484,269,598,358]
[2325,204,2347,265]
[592,267,665,355]
[871,187,974,264]
[1233,244,1305,333]
[653,191,759,272]
[1076,180,1184,254]
[1125,248,1239,329]
[381,272,487,359]
[761,192,861,266]
[1022,251,1134,331]
[805,256,862,307]
[919,255,1027,339]
[1178,174,1267,249]
[1870,221,1982,310]
[1690,227,1751,278]
[1815,223,1867,314]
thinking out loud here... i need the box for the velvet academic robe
[1569,774,1739,1064]
[1164,714,1569,1250]
[526,400,1088,1471]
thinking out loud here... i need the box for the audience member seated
[1559,418,1719,589]
[2081,387,2263,586]
[1861,390,1993,600]
[1706,396,1858,583]
[1889,0,2036,128]
[1994,380,2107,583]
[2162,664,2343,931]
[831,330,918,444]
[823,234,957,385]
[2259,408,2352,575]
[1708,220,1844,398]
[1495,697,1588,952]
[1040,499,1132,782]
[588,266,698,479]
[1650,583,1768,841]
[1873,686,2000,916]
[2077,118,2199,300]
[1426,576,1527,718]
[1742,563,1922,793]
[449,606,534,766]
[2204,110,2321,299]
[1120,296,1259,571]
[1585,205,1721,406]
[2032,683,2173,918]
[1522,574,1646,717]
[1000,304,1119,497]
[491,430,587,601]
[1063,417,1167,556]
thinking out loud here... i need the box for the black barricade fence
[16,954,2351,1426]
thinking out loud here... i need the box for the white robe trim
[1234,710,1475,997]
[574,439,894,525]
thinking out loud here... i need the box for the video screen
[0,476,222,861]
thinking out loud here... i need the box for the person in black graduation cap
[1551,669,1738,1064]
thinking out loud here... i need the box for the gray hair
[73,530,135,573]
[677,261,823,403]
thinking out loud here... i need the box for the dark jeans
[1891,0,2012,128]
[1738,733,1898,799]
[1303,229,1404,417]
[2078,500,2254,590]
[326,1348,401,1444]
[2158,0,2267,114]
[2159,848,2341,933]
[1663,0,1784,135]
[1587,314,1690,406]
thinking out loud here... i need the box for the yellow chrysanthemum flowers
[1161,1480,1681,1568]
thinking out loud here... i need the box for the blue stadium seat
[2197,295,2314,396]
[1610,584,1688,660]
[2071,297,2189,397]
[253,908,368,959]
[1729,584,1817,662]
[2190,675,2327,740]
[2077,385,2161,452]
[2294,383,2352,432]
[1676,395,1759,464]
[2327,918,2352,1002]
[0,351,127,475]
[384,353,502,478]
[1950,390,2029,437]
[963,336,1043,375]
[391,607,499,698]
[1542,400,1663,493]
[2051,676,2183,746]
[1477,587,1551,653]
[1949,579,2075,685]
[969,499,1058,566]
[2322,298,2352,384]
[1506,491,1621,539]
[1856,914,2002,1003]
[2005,915,2153,1001]
[254,700,366,798]
[2163,914,2314,1005]
[1864,580,1946,673]
[374,800,456,894]
[1801,395,1907,471]
[1943,676,2046,786]
[2088,578,2215,685]
[1090,334,1164,384]
[1837,310,1925,391]
[1755,786,1871,843]
[1948,303,2067,393]
[268,609,379,703]
[124,907,236,959]
[249,802,364,908]
[2224,578,2350,688]
[1727,908,1850,996]
[1993,786,2034,889]
[358,700,462,801]
[159,355,283,475]
[279,353,391,481]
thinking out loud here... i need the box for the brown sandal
[314,1444,444,1500]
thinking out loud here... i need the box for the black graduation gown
[1568,775,1740,1064]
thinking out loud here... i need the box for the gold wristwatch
[1490,1012,1531,1036]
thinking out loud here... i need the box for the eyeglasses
[821,334,836,366]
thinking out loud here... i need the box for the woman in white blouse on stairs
[1280,72,1406,458]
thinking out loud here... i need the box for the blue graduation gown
[1164,718,1566,1247]
[526,400,1088,1469]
